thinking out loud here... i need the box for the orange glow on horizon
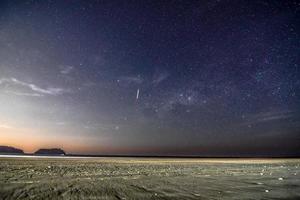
[0,126,113,154]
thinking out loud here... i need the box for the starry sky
[0,0,299,156]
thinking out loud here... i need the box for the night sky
[0,0,299,156]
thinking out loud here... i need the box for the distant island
[0,146,24,154]
[34,148,66,156]
[0,146,66,156]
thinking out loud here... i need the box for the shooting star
[136,88,140,100]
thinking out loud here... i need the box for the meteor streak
[136,89,140,100]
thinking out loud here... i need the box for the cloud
[118,71,169,87]
[152,71,169,85]
[82,81,97,88]
[117,76,144,85]
[259,113,293,122]
[82,122,121,131]
[56,122,66,126]
[118,76,143,84]
[241,110,294,126]
[5,90,44,97]
[60,65,74,74]
[255,110,293,122]
[0,124,13,129]
[0,78,9,85]
[0,78,69,96]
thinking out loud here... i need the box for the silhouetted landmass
[0,146,24,154]
[34,148,65,156]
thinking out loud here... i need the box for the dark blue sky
[0,0,299,156]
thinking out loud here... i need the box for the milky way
[0,0,299,156]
